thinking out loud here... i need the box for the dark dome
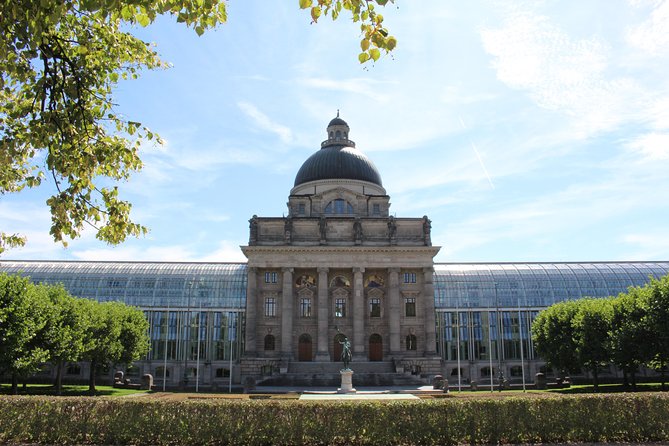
[328,117,348,127]
[294,145,383,187]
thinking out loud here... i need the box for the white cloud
[626,132,669,159]
[72,245,196,262]
[480,8,643,135]
[194,240,247,263]
[627,0,669,55]
[301,77,394,102]
[238,101,293,144]
[621,232,669,260]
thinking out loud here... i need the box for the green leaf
[369,48,380,61]
[299,0,312,9]
[311,6,322,21]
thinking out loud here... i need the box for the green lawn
[547,382,668,394]
[0,383,151,397]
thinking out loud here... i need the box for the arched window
[264,334,275,351]
[324,199,354,215]
[155,366,170,378]
[335,130,341,139]
[406,334,417,350]
[510,365,523,377]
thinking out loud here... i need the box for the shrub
[1,393,668,445]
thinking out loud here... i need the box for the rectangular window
[298,203,306,215]
[300,298,312,317]
[372,203,380,215]
[403,272,417,283]
[369,298,381,317]
[264,297,276,317]
[405,297,416,317]
[264,271,278,283]
[334,298,346,318]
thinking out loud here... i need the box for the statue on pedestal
[336,327,352,370]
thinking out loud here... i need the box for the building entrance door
[369,334,383,361]
[298,334,312,361]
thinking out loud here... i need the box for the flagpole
[163,305,169,392]
[196,304,202,393]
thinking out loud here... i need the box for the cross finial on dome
[337,109,340,118]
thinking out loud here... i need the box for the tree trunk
[592,367,599,392]
[54,361,63,396]
[10,373,18,395]
[622,370,629,388]
[88,360,97,395]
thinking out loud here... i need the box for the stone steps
[287,361,394,374]
[258,370,426,388]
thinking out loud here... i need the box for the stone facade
[241,116,442,380]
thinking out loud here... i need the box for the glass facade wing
[434,262,669,310]
[0,261,247,310]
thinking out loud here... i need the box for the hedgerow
[1,393,668,445]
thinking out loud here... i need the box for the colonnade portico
[280,267,293,356]
[316,267,329,360]
[352,267,365,359]
[242,259,439,363]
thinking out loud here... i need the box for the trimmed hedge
[1,393,668,445]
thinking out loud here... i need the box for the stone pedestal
[337,369,356,394]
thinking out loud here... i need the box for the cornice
[241,245,441,256]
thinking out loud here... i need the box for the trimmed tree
[609,287,651,389]
[39,284,86,395]
[643,275,669,389]
[532,299,581,379]
[0,274,50,394]
[79,300,149,394]
[572,297,613,391]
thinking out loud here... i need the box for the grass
[0,383,151,397]
[547,382,668,394]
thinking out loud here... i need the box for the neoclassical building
[1,116,668,388]
[240,116,441,380]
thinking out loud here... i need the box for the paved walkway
[254,385,439,395]
[299,392,419,400]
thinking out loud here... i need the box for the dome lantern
[323,110,354,148]
[293,114,383,187]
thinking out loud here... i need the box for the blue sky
[3,0,669,263]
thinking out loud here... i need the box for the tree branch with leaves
[1,0,397,254]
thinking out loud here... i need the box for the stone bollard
[243,376,256,393]
[535,372,546,390]
[470,380,478,391]
[432,374,444,390]
[141,374,154,390]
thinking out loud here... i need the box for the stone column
[244,267,257,355]
[423,266,437,356]
[280,267,294,358]
[316,267,330,361]
[352,267,365,359]
[388,267,401,354]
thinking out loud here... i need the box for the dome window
[335,130,341,140]
[324,199,354,215]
